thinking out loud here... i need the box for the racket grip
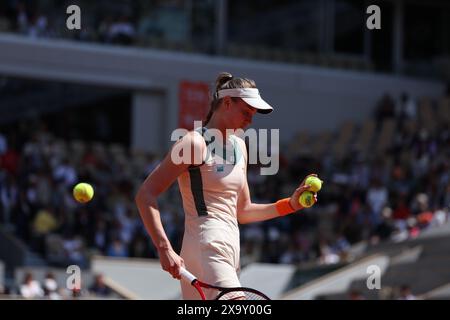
[180,267,197,284]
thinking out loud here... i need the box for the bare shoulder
[175,130,205,150]
[170,129,206,166]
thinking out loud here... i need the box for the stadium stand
[281,254,390,300]
[315,225,450,300]
[0,0,377,72]
[91,256,181,300]
[1,89,448,299]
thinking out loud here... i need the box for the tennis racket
[180,267,270,300]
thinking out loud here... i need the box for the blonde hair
[204,72,256,126]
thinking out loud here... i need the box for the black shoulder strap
[189,127,209,169]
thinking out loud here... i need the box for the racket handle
[180,267,197,284]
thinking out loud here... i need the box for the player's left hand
[289,174,318,211]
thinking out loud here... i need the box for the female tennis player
[135,72,317,300]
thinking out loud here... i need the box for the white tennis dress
[177,128,247,300]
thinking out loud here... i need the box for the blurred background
[0,0,449,300]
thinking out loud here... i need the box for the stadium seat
[53,139,68,158]
[311,131,332,158]
[403,119,418,136]
[375,119,396,155]
[0,17,10,32]
[332,121,355,160]
[287,131,310,157]
[109,143,126,157]
[418,97,437,133]
[70,140,86,163]
[354,119,376,158]
[437,97,450,125]
[92,142,107,160]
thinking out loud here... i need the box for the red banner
[178,80,210,130]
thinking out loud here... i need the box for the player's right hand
[158,247,185,280]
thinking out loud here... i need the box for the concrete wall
[282,255,390,300]
[91,257,181,300]
[0,33,445,153]
[131,91,167,152]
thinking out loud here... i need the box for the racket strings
[216,290,270,300]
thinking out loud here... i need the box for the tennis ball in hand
[73,183,94,203]
[305,176,323,193]
[299,191,316,208]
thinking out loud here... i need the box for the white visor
[217,88,274,114]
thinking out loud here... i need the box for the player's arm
[134,131,204,278]
[237,177,313,224]
[235,136,315,224]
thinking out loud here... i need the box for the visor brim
[242,97,274,114]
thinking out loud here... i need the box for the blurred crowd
[241,92,450,267]
[0,120,168,269]
[347,284,418,300]
[0,270,113,299]
[0,0,203,48]
[0,92,449,275]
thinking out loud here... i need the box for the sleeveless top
[177,127,247,243]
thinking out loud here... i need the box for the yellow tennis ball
[73,183,94,203]
[305,176,323,193]
[299,191,315,208]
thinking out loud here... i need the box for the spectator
[129,230,154,258]
[106,238,129,257]
[397,285,417,300]
[117,209,139,245]
[27,11,48,38]
[333,234,351,260]
[20,272,44,299]
[373,207,395,241]
[0,132,7,156]
[16,2,28,34]
[366,179,388,227]
[53,158,77,188]
[98,15,114,42]
[65,277,89,299]
[42,272,62,300]
[0,173,19,225]
[32,206,59,254]
[398,92,417,121]
[107,15,136,45]
[375,93,396,125]
[317,237,340,265]
[348,289,365,300]
[392,194,411,220]
[62,231,88,269]
[0,144,20,176]
[89,274,112,297]
[92,218,109,253]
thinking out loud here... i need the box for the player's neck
[205,116,231,140]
